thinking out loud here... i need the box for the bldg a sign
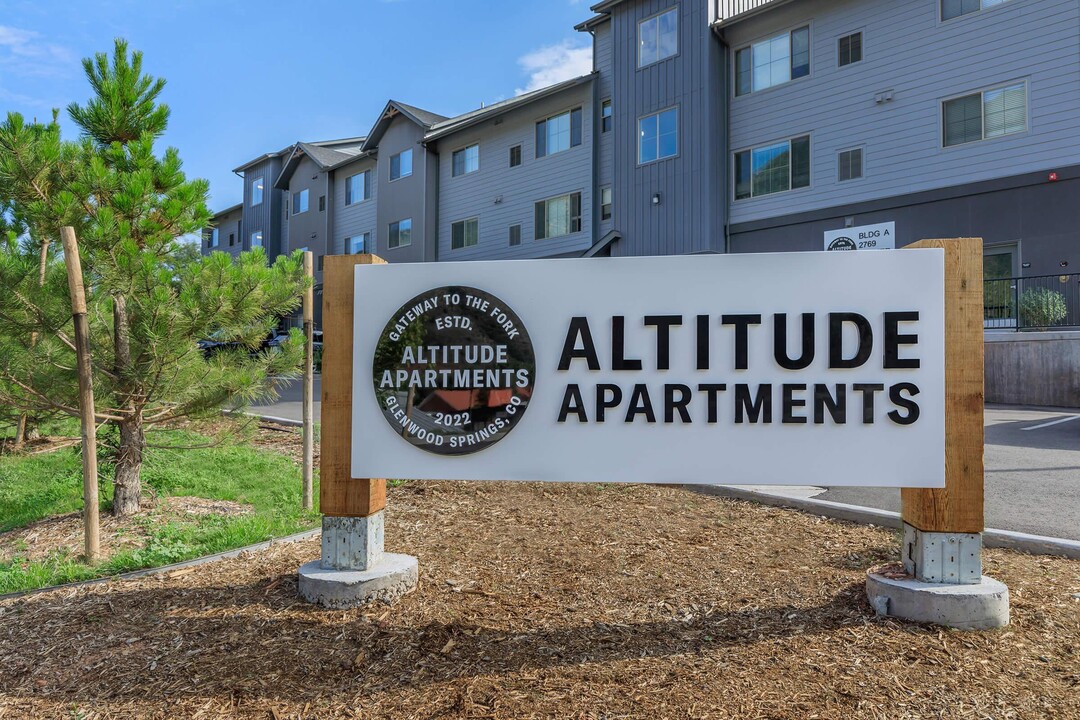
[824,222,896,251]
[352,251,945,488]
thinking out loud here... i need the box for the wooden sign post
[297,253,418,609]
[301,251,314,511]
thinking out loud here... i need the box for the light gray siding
[284,155,332,283]
[203,206,243,258]
[726,0,1080,224]
[433,85,595,261]
[594,20,617,238]
[374,118,432,263]
[332,156,378,255]
[607,0,727,257]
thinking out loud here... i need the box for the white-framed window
[638,108,678,164]
[601,99,613,133]
[735,26,810,96]
[534,192,582,240]
[838,31,862,67]
[600,187,613,221]
[838,147,864,182]
[943,81,1027,147]
[346,170,371,205]
[451,218,479,250]
[251,176,264,205]
[250,231,263,248]
[536,107,582,158]
[292,188,309,215]
[388,218,412,248]
[209,228,219,248]
[452,144,479,177]
[347,233,369,254]
[734,134,811,200]
[942,0,1014,21]
[638,8,677,68]
[389,149,413,181]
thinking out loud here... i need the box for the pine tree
[0,39,308,516]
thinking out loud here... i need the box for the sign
[824,222,895,251]
[353,251,945,487]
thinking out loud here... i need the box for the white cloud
[0,25,74,79]
[515,39,592,95]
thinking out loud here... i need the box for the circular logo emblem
[372,286,535,456]
[827,236,857,251]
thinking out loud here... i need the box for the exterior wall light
[652,193,661,205]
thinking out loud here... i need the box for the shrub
[1019,287,1068,329]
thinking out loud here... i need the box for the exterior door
[983,244,1018,328]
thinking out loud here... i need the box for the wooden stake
[320,253,387,517]
[60,227,100,562]
[302,251,314,511]
[901,238,985,534]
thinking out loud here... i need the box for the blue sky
[0,0,595,210]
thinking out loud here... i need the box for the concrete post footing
[298,554,418,609]
[866,569,1010,630]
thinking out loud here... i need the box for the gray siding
[241,156,285,258]
[433,85,595,261]
[374,118,432,263]
[594,20,617,238]
[608,0,727,257]
[726,0,1080,225]
[332,156,379,255]
[284,155,332,283]
[203,207,244,258]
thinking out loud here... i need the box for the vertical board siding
[241,156,285,259]
[595,21,617,238]
[284,156,331,283]
[609,0,725,257]
[726,0,1080,224]
[332,157,379,256]
[434,85,594,261]
[374,119,431,263]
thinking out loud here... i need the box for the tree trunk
[113,416,143,516]
[13,239,51,449]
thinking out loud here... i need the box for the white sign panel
[824,222,896,251]
[352,251,944,487]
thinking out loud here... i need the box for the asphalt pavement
[252,381,1079,541]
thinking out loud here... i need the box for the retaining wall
[985,331,1080,408]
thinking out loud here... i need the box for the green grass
[0,422,320,594]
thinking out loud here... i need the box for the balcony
[714,0,792,25]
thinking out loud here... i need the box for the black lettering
[665,384,693,423]
[557,384,588,422]
[697,383,727,423]
[696,314,710,370]
[774,313,815,370]
[722,314,761,370]
[813,384,847,424]
[558,317,600,370]
[782,384,808,424]
[884,311,920,369]
[644,315,682,370]
[611,316,643,371]
[625,384,656,423]
[735,384,772,424]
[852,383,885,424]
[596,383,623,422]
[829,313,873,369]
[888,382,921,425]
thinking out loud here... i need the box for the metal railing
[716,0,780,22]
[984,273,1080,331]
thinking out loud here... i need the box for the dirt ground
[0,477,1077,720]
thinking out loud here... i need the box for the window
[638,8,678,67]
[536,107,582,158]
[942,0,1013,21]
[346,170,371,205]
[228,233,235,247]
[838,32,862,67]
[389,218,412,248]
[317,255,324,271]
[638,108,678,164]
[250,231,263,248]
[209,228,219,248]
[734,135,811,200]
[251,176,264,205]
[601,99,613,133]
[389,149,413,180]
[601,187,613,221]
[348,233,370,254]
[452,144,479,177]
[943,82,1026,147]
[509,144,522,167]
[735,26,810,96]
[838,147,863,181]
[319,195,326,212]
[509,224,521,247]
[292,189,309,215]
[451,218,479,250]
[534,192,582,240]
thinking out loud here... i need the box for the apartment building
[205,0,1080,324]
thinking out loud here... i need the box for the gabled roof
[211,203,243,220]
[574,13,610,31]
[423,73,596,143]
[273,140,367,190]
[360,100,450,152]
[231,143,295,174]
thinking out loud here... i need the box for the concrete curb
[692,485,1080,559]
[0,528,321,603]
